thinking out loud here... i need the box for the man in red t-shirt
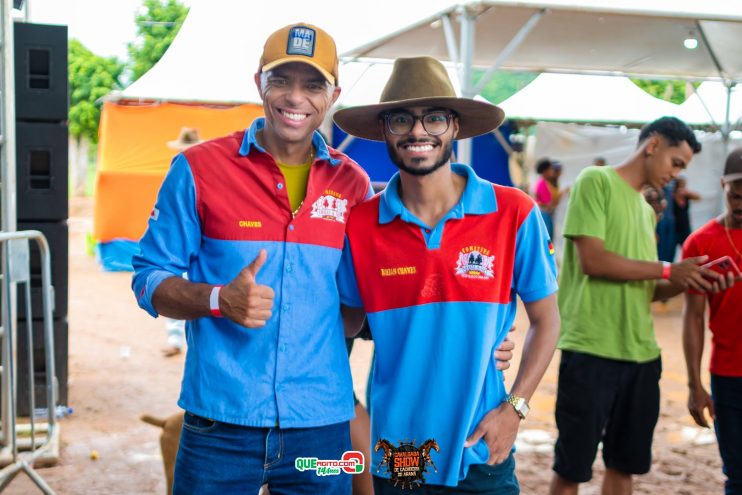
[682,147,742,494]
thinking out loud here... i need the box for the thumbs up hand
[219,249,275,327]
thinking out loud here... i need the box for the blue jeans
[372,453,519,494]
[712,375,742,495]
[173,412,353,495]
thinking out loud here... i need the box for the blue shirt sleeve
[336,235,363,308]
[131,154,201,317]
[513,206,559,302]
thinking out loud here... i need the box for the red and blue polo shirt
[338,164,558,486]
[132,117,371,427]
[682,219,742,377]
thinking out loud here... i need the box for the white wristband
[209,286,222,318]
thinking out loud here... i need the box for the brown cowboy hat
[333,56,505,141]
[167,127,204,151]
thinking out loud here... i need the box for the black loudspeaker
[16,318,69,416]
[16,221,68,320]
[10,22,69,418]
[16,122,68,221]
[14,22,68,122]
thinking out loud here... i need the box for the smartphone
[702,256,742,278]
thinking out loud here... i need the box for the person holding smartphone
[682,147,742,495]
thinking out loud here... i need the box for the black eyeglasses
[383,110,454,136]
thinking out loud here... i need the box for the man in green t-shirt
[549,117,730,495]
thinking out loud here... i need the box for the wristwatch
[505,394,530,420]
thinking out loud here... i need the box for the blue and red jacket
[338,164,558,485]
[132,118,371,427]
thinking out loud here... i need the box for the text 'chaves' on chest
[198,163,353,247]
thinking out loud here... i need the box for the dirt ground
[2,197,726,494]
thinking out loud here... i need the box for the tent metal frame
[343,1,741,164]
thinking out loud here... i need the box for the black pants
[553,350,662,483]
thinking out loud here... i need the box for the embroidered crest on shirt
[455,245,495,279]
[375,439,440,489]
[310,194,348,223]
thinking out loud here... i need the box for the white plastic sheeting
[530,122,742,253]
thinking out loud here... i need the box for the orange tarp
[94,101,263,242]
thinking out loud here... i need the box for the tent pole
[458,5,476,166]
[695,21,727,82]
[722,82,734,154]
[336,134,356,153]
[718,82,734,217]
[492,129,513,156]
[473,9,546,96]
[441,14,460,66]
[686,83,720,129]
[695,20,733,153]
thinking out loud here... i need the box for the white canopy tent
[112,0,459,104]
[343,0,742,81]
[341,0,742,162]
[498,73,683,125]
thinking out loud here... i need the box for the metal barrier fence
[0,230,58,494]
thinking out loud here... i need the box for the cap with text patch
[259,23,338,85]
[723,147,742,184]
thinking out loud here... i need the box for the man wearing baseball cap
[682,147,742,494]
[132,23,371,494]
[335,56,560,493]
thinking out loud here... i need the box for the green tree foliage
[127,0,189,82]
[475,70,538,104]
[631,79,698,105]
[68,39,124,143]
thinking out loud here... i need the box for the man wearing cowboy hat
[335,56,560,493]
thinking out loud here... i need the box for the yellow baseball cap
[259,23,339,85]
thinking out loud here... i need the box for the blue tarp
[96,240,138,272]
[331,121,514,186]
